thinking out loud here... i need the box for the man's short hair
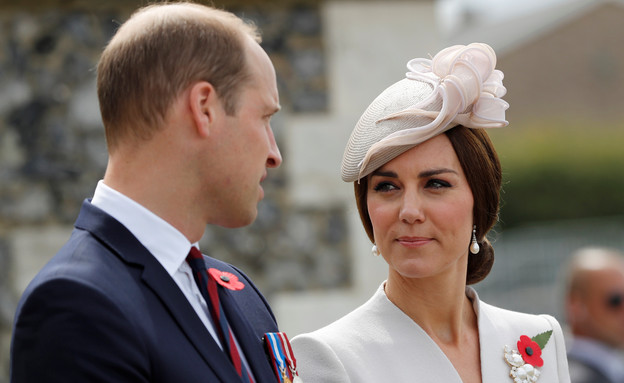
[97,2,261,151]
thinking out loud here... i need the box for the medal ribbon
[277,332,299,379]
[265,332,293,382]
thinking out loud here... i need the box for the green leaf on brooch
[531,330,553,349]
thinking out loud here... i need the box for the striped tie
[186,247,254,383]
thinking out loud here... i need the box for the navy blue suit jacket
[11,201,279,382]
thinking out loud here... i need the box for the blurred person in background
[292,43,570,382]
[9,3,296,382]
[565,247,624,383]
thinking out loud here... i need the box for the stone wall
[0,2,348,381]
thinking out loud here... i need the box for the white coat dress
[292,283,570,383]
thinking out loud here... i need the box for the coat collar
[75,200,242,382]
[467,287,514,383]
[202,257,278,383]
[469,287,566,383]
[376,284,557,383]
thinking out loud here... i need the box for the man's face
[582,267,624,348]
[202,38,282,228]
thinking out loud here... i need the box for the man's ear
[567,295,589,325]
[189,81,220,138]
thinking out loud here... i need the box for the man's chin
[219,209,258,229]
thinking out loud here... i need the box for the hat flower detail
[354,43,509,181]
[404,43,508,128]
[504,330,553,383]
[208,268,245,291]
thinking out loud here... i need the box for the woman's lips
[396,237,432,248]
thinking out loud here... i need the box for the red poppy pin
[504,330,552,383]
[208,268,245,291]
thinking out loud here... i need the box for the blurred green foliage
[488,120,624,228]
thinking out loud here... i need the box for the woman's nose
[398,190,425,224]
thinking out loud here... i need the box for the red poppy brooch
[504,330,552,383]
[208,268,245,291]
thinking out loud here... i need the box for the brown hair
[354,126,502,284]
[97,3,261,151]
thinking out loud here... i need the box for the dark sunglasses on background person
[606,292,624,310]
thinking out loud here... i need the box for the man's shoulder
[39,226,128,279]
[567,356,611,383]
[18,214,148,317]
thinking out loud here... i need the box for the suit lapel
[140,265,242,382]
[217,279,276,383]
[76,201,242,382]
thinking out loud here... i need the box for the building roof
[446,0,624,55]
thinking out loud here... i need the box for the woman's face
[366,134,474,281]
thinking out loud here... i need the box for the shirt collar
[91,180,197,276]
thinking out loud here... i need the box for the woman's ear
[189,81,219,137]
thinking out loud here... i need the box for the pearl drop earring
[470,225,480,254]
[371,244,381,257]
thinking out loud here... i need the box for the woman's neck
[384,270,476,346]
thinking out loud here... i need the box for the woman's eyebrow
[370,170,398,178]
[371,167,458,179]
[419,168,458,178]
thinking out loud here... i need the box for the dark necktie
[186,247,254,383]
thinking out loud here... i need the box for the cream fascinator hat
[341,43,509,182]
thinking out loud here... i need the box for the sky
[437,0,576,31]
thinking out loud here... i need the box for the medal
[277,332,302,382]
[280,367,292,383]
[264,332,303,383]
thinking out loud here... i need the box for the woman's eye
[426,179,451,189]
[373,181,398,192]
